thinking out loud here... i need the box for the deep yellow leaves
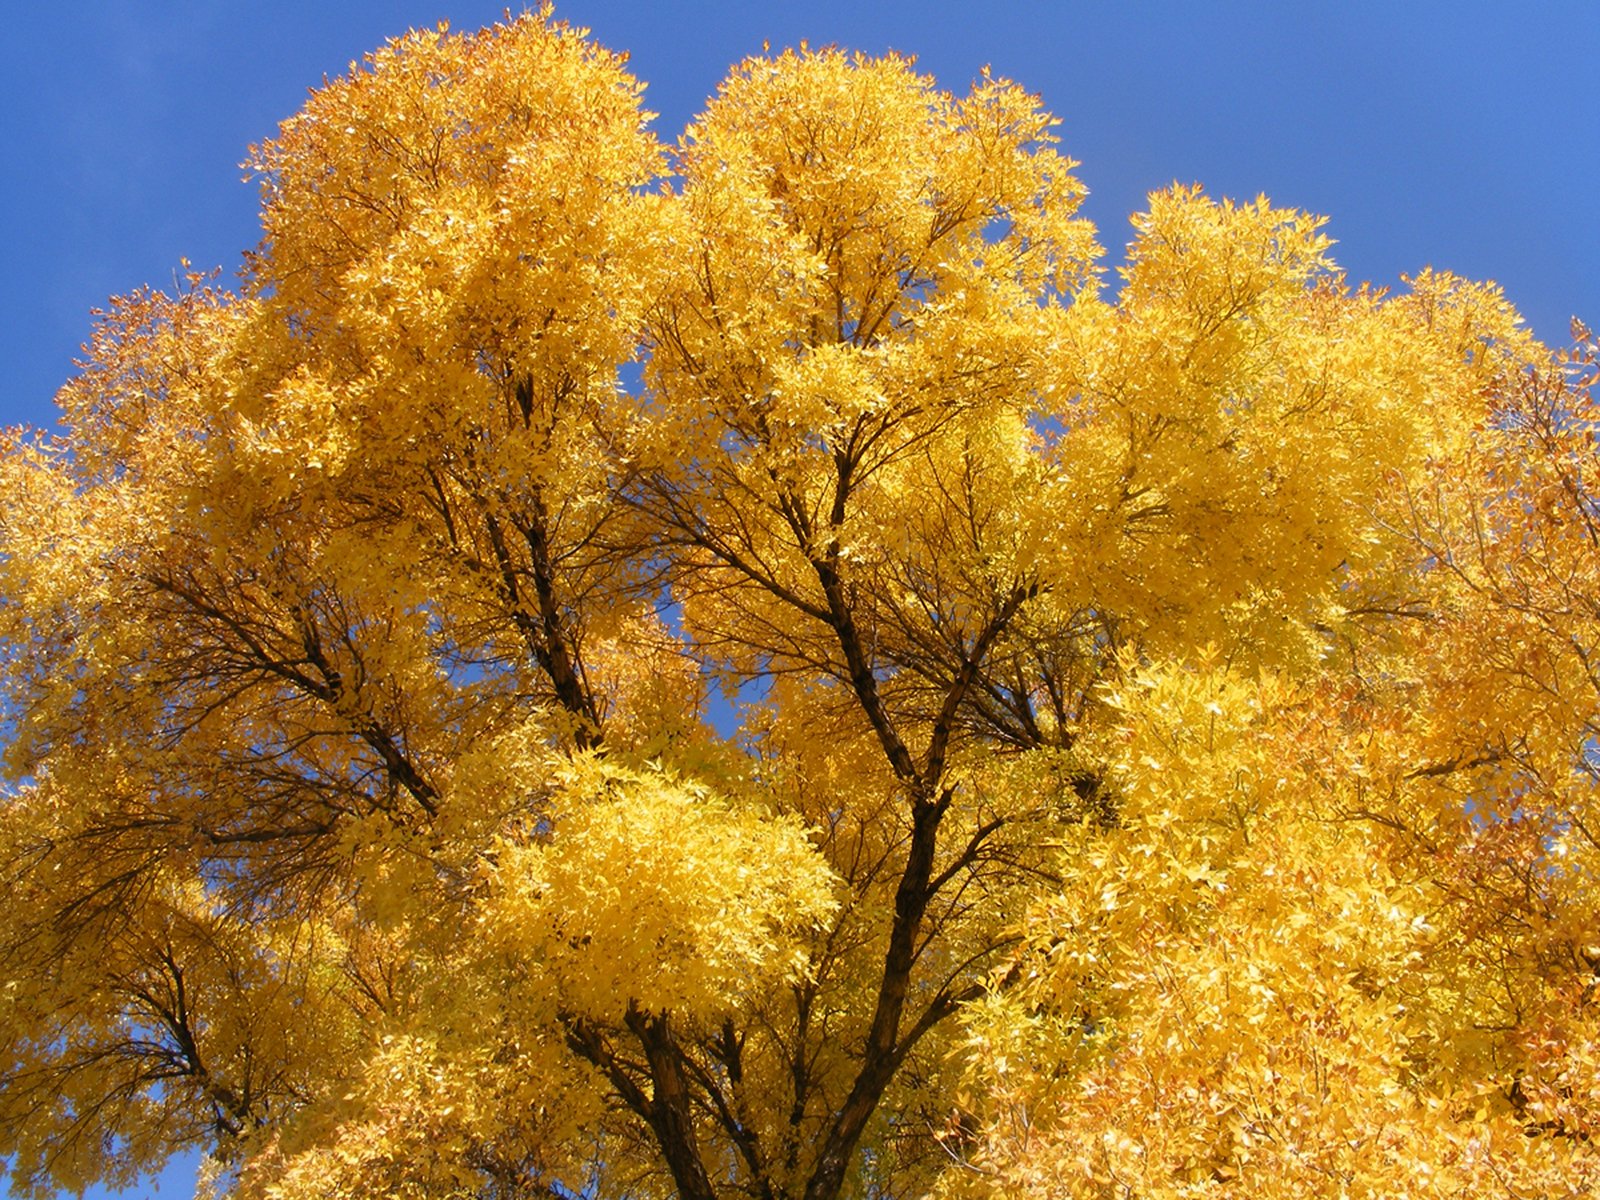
[3,11,1598,1200]
[480,757,836,1021]
[953,658,1600,1198]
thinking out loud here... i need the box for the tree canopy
[2,12,1598,1199]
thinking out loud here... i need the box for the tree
[2,12,1597,1199]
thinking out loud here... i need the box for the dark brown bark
[564,1011,721,1200]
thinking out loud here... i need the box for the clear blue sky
[3,2,1597,1196]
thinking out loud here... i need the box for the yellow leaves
[53,280,243,481]
[480,757,836,1020]
[0,869,358,1200]
[953,660,1600,1198]
[652,41,1093,442]
[250,12,660,329]
[244,12,665,516]
[1122,185,1333,317]
[688,46,950,263]
[223,364,354,512]
[1024,185,1559,667]
[234,1022,600,1200]
[768,341,887,443]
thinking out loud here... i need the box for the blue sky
[3,2,1597,1197]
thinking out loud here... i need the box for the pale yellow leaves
[481,757,836,1021]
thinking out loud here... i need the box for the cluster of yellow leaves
[479,757,836,1020]
[951,655,1600,1198]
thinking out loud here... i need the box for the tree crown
[2,13,1597,1200]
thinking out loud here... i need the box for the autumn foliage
[3,13,1599,1200]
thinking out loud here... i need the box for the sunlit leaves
[481,757,836,1021]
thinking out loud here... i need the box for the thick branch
[802,583,1035,1200]
[803,793,944,1200]
[811,553,918,785]
[624,1008,720,1200]
[512,494,602,750]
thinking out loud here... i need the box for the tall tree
[2,13,1596,1200]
